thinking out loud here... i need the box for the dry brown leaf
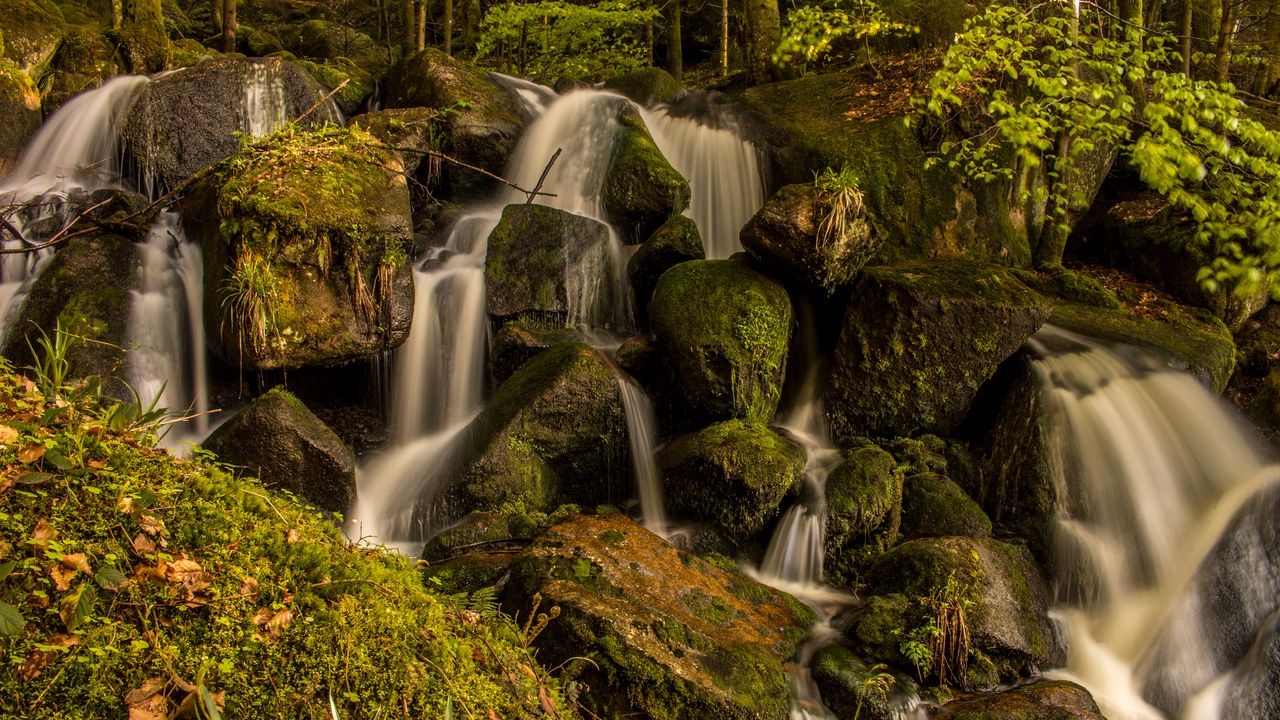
[251,607,273,626]
[50,564,77,592]
[17,444,45,464]
[164,558,212,598]
[138,514,165,536]
[30,518,53,554]
[126,693,167,720]
[239,576,259,598]
[123,677,166,704]
[539,686,557,715]
[265,608,294,637]
[60,552,91,574]
[87,458,108,469]
[117,496,136,514]
[132,533,156,556]
[517,663,538,682]
[18,633,79,680]
[0,425,18,445]
[286,528,301,544]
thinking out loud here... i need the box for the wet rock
[740,182,877,293]
[278,19,387,77]
[421,511,537,562]
[0,60,40,171]
[615,335,660,385]
[201,386,356,513]
[602,105,690,244]
[824,443,903,586]
[657,420,805,543]
[503,514,814,719]
[900,472,992,540]
[603,66,683,107]
[488,318,574,384]
[649,257,792,425]
[825,261,1049,441]
[932,680,1105,720]
[484,203,615,327]
[0,0,66,77]
[420,550,520,595]
[627,214,703,323]
[811,644,905,720]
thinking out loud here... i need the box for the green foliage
[774,0,917,72]
[813,164,869,251]
[917,1,1280,292]
[220,252,279,361]
[475,0,658,81]
[895,563,977,686]
[853,662,895,720]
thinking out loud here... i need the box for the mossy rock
[182,124,414,371]
[1,231,134,395]
[1234,304,1280,379]
[602,105,691,244]
[277,18,387,77]
[503,514,814,719]
[649,258,793,425]
[740,182,877,294]
[0,0,66,77]
[823,443,903,587]
[296,56,373,115]
[420,550,521,596]
[485,203,615,328]
[657,420,805,543]
[420,512,536,562]
[627,214,704,324]
[866,536,1064,683]
[168,37,210,68]
[432,343,631,521]
[201,386,356,513]
[825,260,1050,441]
[900,472,992,540]
[0,58,40,172]
[117,0,169,73]
[43,23,122,111]
[810,644,905,720]
[932,680,1105,720]
[242,25,285,56]
[603,66,683,107]
[351,106,447,179]
[0,368,570,718]
[124,55,340,189]
[489,317,576,384]
[853,592,912,664]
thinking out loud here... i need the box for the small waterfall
[242,61,291,137]
[617,374,666,535]
[1027,325,1280,719]
[644,99,765,259]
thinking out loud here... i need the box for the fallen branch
[293,79,350,124]
[0,198,113,255]
[393,145,561,202]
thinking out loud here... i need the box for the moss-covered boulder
[124,56,338,190]
[603,66,683,107]
[421,511,539,563]
[485,203,615,327]
[0,0,66,78]
[650,258,793,425]
[297,57,374,115]
[900,472,992,540]
[489,318,576,384]
[740,182,877,293]
[0,367,570,718]
[182,124,414,370]
[351,106,445,178]
[627,214,704,322]
[117,0,168,73]
[825,261,1050,441]
[823,442,903,586]
[811,644,907,720]
[602,105,691,244]
[1,231,134,392]
[42,23,122,110]
[434,343,631,519]
[387,49,526,201]
[201,386,355,513]
[657,420,805,542]
[932,680,1105,720]
[277,18,387,77]
[0,59,40,171]
[503,514,814,719]
[862,536,1064,684]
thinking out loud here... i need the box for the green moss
[601,106,690,243]
[296,57,373,113]
[598,529,625,545]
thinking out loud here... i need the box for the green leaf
[94,566,129,591]
[197,683,224,720]
[0,602,25,637]
[60,583,96,632]
[0,560,16,583]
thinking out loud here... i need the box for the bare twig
[393,145,559,201]
[293,79,350,124]
[526,147,562,204]
[0,198,112,255]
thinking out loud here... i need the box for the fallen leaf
[264,608,293,637]
[116,496,135,514]
[18,633,79,680]
[138,515,165,536]
[164,558,212,598]
[0,425,18,444]
[29,518,53,554]
[59,583,95,631]
[50,564,77,592]
[126,693,167,720]
[539,686,557,715]
[17,444,45,464]
[132,533,156,556]
[251,607,273,626]
[286,528,301,544]
[87,458,108,470]
[123,677,166,704]
[239,576,259,598]
[60,553,91,574]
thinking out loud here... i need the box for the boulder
[420,511,538,562]
[433,343,631,519]
[488,318,574,383]
[900,472,992,540]
[201,385,356,513]
[825,261,1050,441]
[603,66,683,107]
[810,644,908,720]
[627,214,703,322]
[352,107,444,178]
[503,514,814,719]
[862,536,1064,684]
[602,105,691,244]
[182,124,414,370]
[823,443,903,586]
[932,680,1105,720]
[484,203,615,328]
[740,182,877,293]
[649,258,793,425]
[387,49,526,201]
[296,57,374,116]
[43,24,122,111]
[0,60,40,172]
[123,56,339,190]
[615,334,660,386]
[277,19,387,77]
[117,0,168,73]
[0,0,66,78]
[657,420,805,542]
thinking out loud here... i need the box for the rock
[1235,304,1280,379]
[484,203,615,327]
[296,57,374,115]
[503,514,814,720]
[0,231,134,393]
[1219,611,1280,720]
[740,182,877,293]
[932,680,1105,720]
[351,106,446,179]
[278,19,387,77]
[421,511,537,562]
[387,49,526,201]
[123,56,339,190]
[117,0,168,73]
[649,258,793,425]
[182,124,414,370]
[0,0,65,78]
[420,550,520,595]
[825,261,1050,441]
[824,443,903,586]
[864,536,1064,683]
[603,66,683,107]
[43,24,123,111]
[242,25,285,56]
[811,644,905,720]
[488,318,574,383]
[602,105,691,244]
[168,38,210,69]
[0,60,40,172]
[657,420,805,543]
[201,386,356,513]
[900,472,992,540]
[627,214,703,323]
[615,335,660,385]
[434,343,631,519]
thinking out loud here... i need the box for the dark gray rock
[900,472,992,540]
[627,214,703,323]
[602,105,690,244]
[932,680,1105,720]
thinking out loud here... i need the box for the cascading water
[644,98,765,259]
[1026,325,1280,719]
[242,61,293,137]
[617,373,666,535]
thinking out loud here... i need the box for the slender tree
[444,0,455,55]
[1182,0,1194,74]
[720,0,729,77]
[668,0,682,81]
[743,0,779,84]
[222,0,237,53]
[417,0,427,50]
[402,0,416,55]
[1215,0,1235,82]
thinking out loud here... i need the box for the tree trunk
[1256,2,1280,96]
[1181,0,1193,75]
[462,0,480,56]
[112,0,124,30]
[222,0,237,54]
[1034,135,1073,269]
[1214,0,1233,83]
[417,0,426,51]
[401,0,416,56]
[443,0,454,56]
[668,0,682,82]
[646,0,654,65]
[743,0,779,85]
[720,0,728,77]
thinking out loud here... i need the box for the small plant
[896,569,977,686]
[813,165,869,251]
[854,663,895,720]
[25,322,75,397]
[220,252,279,360]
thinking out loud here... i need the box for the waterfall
[644,98,766,260]
[617,374,666,535]
[1027,325,1280,719]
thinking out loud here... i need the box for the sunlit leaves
[475,0,657,81]
[773,0,916,70]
